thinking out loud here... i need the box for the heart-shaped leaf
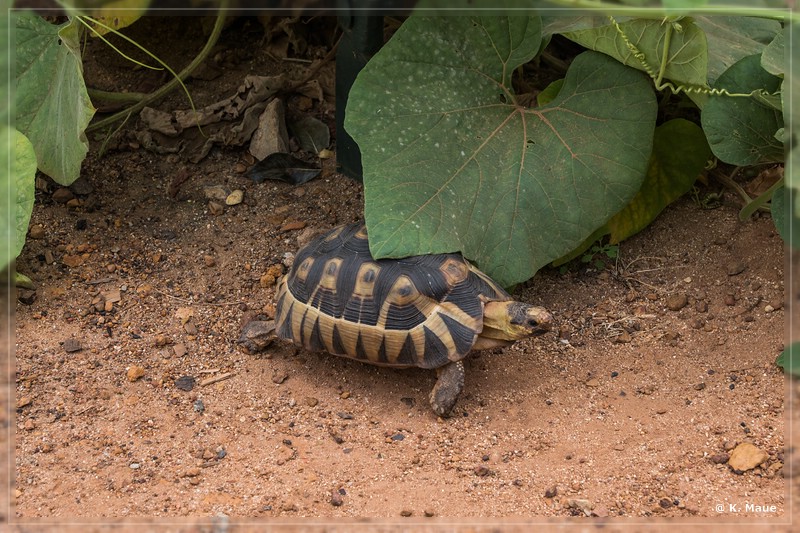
[0,127,37,272]
[564,17,709,89]
[346,15,656,286]
[701,54,783,166]
[607,118,712,243]
[15,13,95,185]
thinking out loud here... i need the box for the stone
[728,442,768,472]
[127,365,145,382]
[28,225,46,240]
[250,98,289,160]
[666,293,688,311]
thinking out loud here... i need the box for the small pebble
[726,260,746,276]
[710,453,729,464]
[272,372,289,385]
[424,509,435,517]
[473,465,491,476]
[126,365,145,382]
[175,375,196,391]
[193,399,205,413]
[63,338,82,353]
[544,486,558,498]
[29,225,46,240]
[129,463,140,469]
[330,491,343,507]
[305,396,318,406]
[666,293,688,311]
[400,510,413,517]
[226,189,244,206]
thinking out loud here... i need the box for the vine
[608,15,778,101]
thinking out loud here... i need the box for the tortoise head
[482,301,554,341]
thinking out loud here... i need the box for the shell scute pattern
[275,222,512,369]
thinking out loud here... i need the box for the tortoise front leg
[429,361,465,417]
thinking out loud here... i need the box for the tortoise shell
[274,221,512,369]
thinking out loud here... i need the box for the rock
[567,498,593,516]
[423,509,435,517]
[52,187,74,203]
[710,453,729,464]
[175,376,195,391]
[70,176,94,195]
[63,338,82,353]
[127,365,145,382]
[272,372,288,385]
[399,509,413,517]
[695,300,708,313]
[666,293,688,311]
[585,378,600,387]
[473,465,491,476]
[203,255,216,267]
[28,225,46,240]
[226,190,244,206]
[330,490,343,507]
[544,486,558,498]
[728,442,768,472]
[726,260,746,276]
[237,320,276,353]
[280,220,307,232]
[250,98,290,160]
[62,254,84,268]
[203,185,230,202]
[693,382,706,391]
[305,396,318,407]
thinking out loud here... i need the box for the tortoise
[274,221,553,416]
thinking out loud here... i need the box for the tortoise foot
[429,361,465,417]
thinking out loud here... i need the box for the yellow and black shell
[274,222,512,369]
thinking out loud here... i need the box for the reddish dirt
[5,15,796,530]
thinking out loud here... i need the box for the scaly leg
[429,361,465,417]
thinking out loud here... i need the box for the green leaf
[0,127,37,273]
[694,16,780,86]
[785,24,800,218]
[608,119,712,243]
[771,186,800,249]
[346,15,657,287]
[760,27,784,77]
[536,78,563,107]
[15,13,95,185]
[564,17,708,89]
[701,54,783,166]
[776,342,800,377]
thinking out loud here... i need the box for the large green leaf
[701,54,783,166]
[772,186,800,250]
[694,16,780,85]
[607,119,711,243]
[760,27,784,77]
[346,15,657,287]
[15,13,95,185]
[563,17,708,89]
[0,127,37,272]
[785,24,800,217]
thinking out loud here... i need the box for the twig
[200,372,234,387]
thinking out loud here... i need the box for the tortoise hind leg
[429,361,465,417]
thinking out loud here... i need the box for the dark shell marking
[275,222,512,369]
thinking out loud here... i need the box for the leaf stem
[539,0,796,23]
[84,1,228,133]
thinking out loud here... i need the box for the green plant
[345,3,794,286]
[3,3,226,280]
[582,242,619,271]
[776,342,800,377]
